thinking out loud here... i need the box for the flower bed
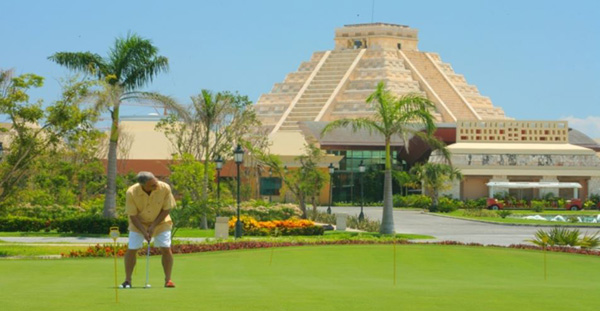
[227,216,324,236]
[61,240,600,258]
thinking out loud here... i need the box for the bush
[462,209,499,218]
[5,204,86,220]
[464,198,488,209]
[52,215,128,234]
[436,197,463,213]
[531,200,546,212]
[393,194,431,209]
[496,210,512,219]
[0,216,48,232]
[220,203,302,221]
[346,215,380,232]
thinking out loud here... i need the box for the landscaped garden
[1,244,599,311]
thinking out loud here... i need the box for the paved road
[322,206,600,246]
[3,207,599,246]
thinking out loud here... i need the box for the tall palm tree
[49,33,185,218]
[321,81,445,234]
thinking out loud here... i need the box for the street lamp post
[358,160,365,222]
[214,155,223,201]
[234,145,244,239]
[327,163,335,214]
[283,166,288,203]
[268,168,273,203]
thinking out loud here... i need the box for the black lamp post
[283,166,288,203]
[327,163,335,214]
[214,155,223,201]
[268,168,273,203]
[358,160,365,222]
[234,144,244,239]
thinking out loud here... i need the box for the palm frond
[122,91,187,120]
[48,52,107,79]
[320,118,381,137]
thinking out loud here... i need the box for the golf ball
[146,284,151,288]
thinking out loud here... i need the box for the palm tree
[49,33,185,218]
[410,162,462,212]
[321,81,445,234]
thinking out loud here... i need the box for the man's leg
[155,230,174,285]
[123,231,144,286]
[124,249,138,283]
[161,247,173,282]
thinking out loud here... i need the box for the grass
[0,244,598,310]
[0,244,89,257]
[0,228,216,238]
[440,210,600,227]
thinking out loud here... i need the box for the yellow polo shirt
[125,181,176,236]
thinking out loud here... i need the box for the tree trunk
[299,194,307,219]
[431,190,439,212]
[103,139,118,218]
[380,169,395,234]
[103,106,120,219]
[200,142,209,229]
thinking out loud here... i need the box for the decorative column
[539,176,559,198]
[588,177,600,198]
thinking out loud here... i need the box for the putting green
[0,244,598,310]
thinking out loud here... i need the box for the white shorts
[128,230,171,249]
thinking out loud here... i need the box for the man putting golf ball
[121,171,176,289]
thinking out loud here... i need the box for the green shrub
[346,215,380,232]
[6,204,86,220]
[220,203,302,221]
[0,216,48,232]
[531,200,546,212]
[393,194,432,208]
[52,215,128,234]
[463,209,499,218]
[496,210,512,219]
[464,198,487,209]
[436,197,463,213]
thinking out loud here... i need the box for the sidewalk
[0,237,208,244]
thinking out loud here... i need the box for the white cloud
[561,116,600,140]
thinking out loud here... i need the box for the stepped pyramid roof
[255,23,509,136]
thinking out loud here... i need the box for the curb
[426,212,600,228]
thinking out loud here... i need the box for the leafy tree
[254,143,327,219]
[0,70,99,207]
[49,33,186,218]
[169,153,218,234]
[321,81,446,234]
[409,162,462,212]
[157,90,262,228]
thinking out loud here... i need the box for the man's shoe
[165,280,176,288]
[120,281,132,288]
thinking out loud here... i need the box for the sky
[2,0,599,137]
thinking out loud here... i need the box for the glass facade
[327,150,405,203]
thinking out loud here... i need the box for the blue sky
[2,0,599,137]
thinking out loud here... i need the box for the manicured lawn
[0,244,598,310]
[0,244,89,257]
[441,210,600,227]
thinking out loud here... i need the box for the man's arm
[147,209,171,237]
[129,215,151,241]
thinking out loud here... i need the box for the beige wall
[461,176,489,200]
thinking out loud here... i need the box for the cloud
[561,116,600,140]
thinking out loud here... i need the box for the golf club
[144,242,151,288]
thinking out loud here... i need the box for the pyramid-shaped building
[255,23,508,135]
[253,23,600,204]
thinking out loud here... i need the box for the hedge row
[0,215,128,234]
